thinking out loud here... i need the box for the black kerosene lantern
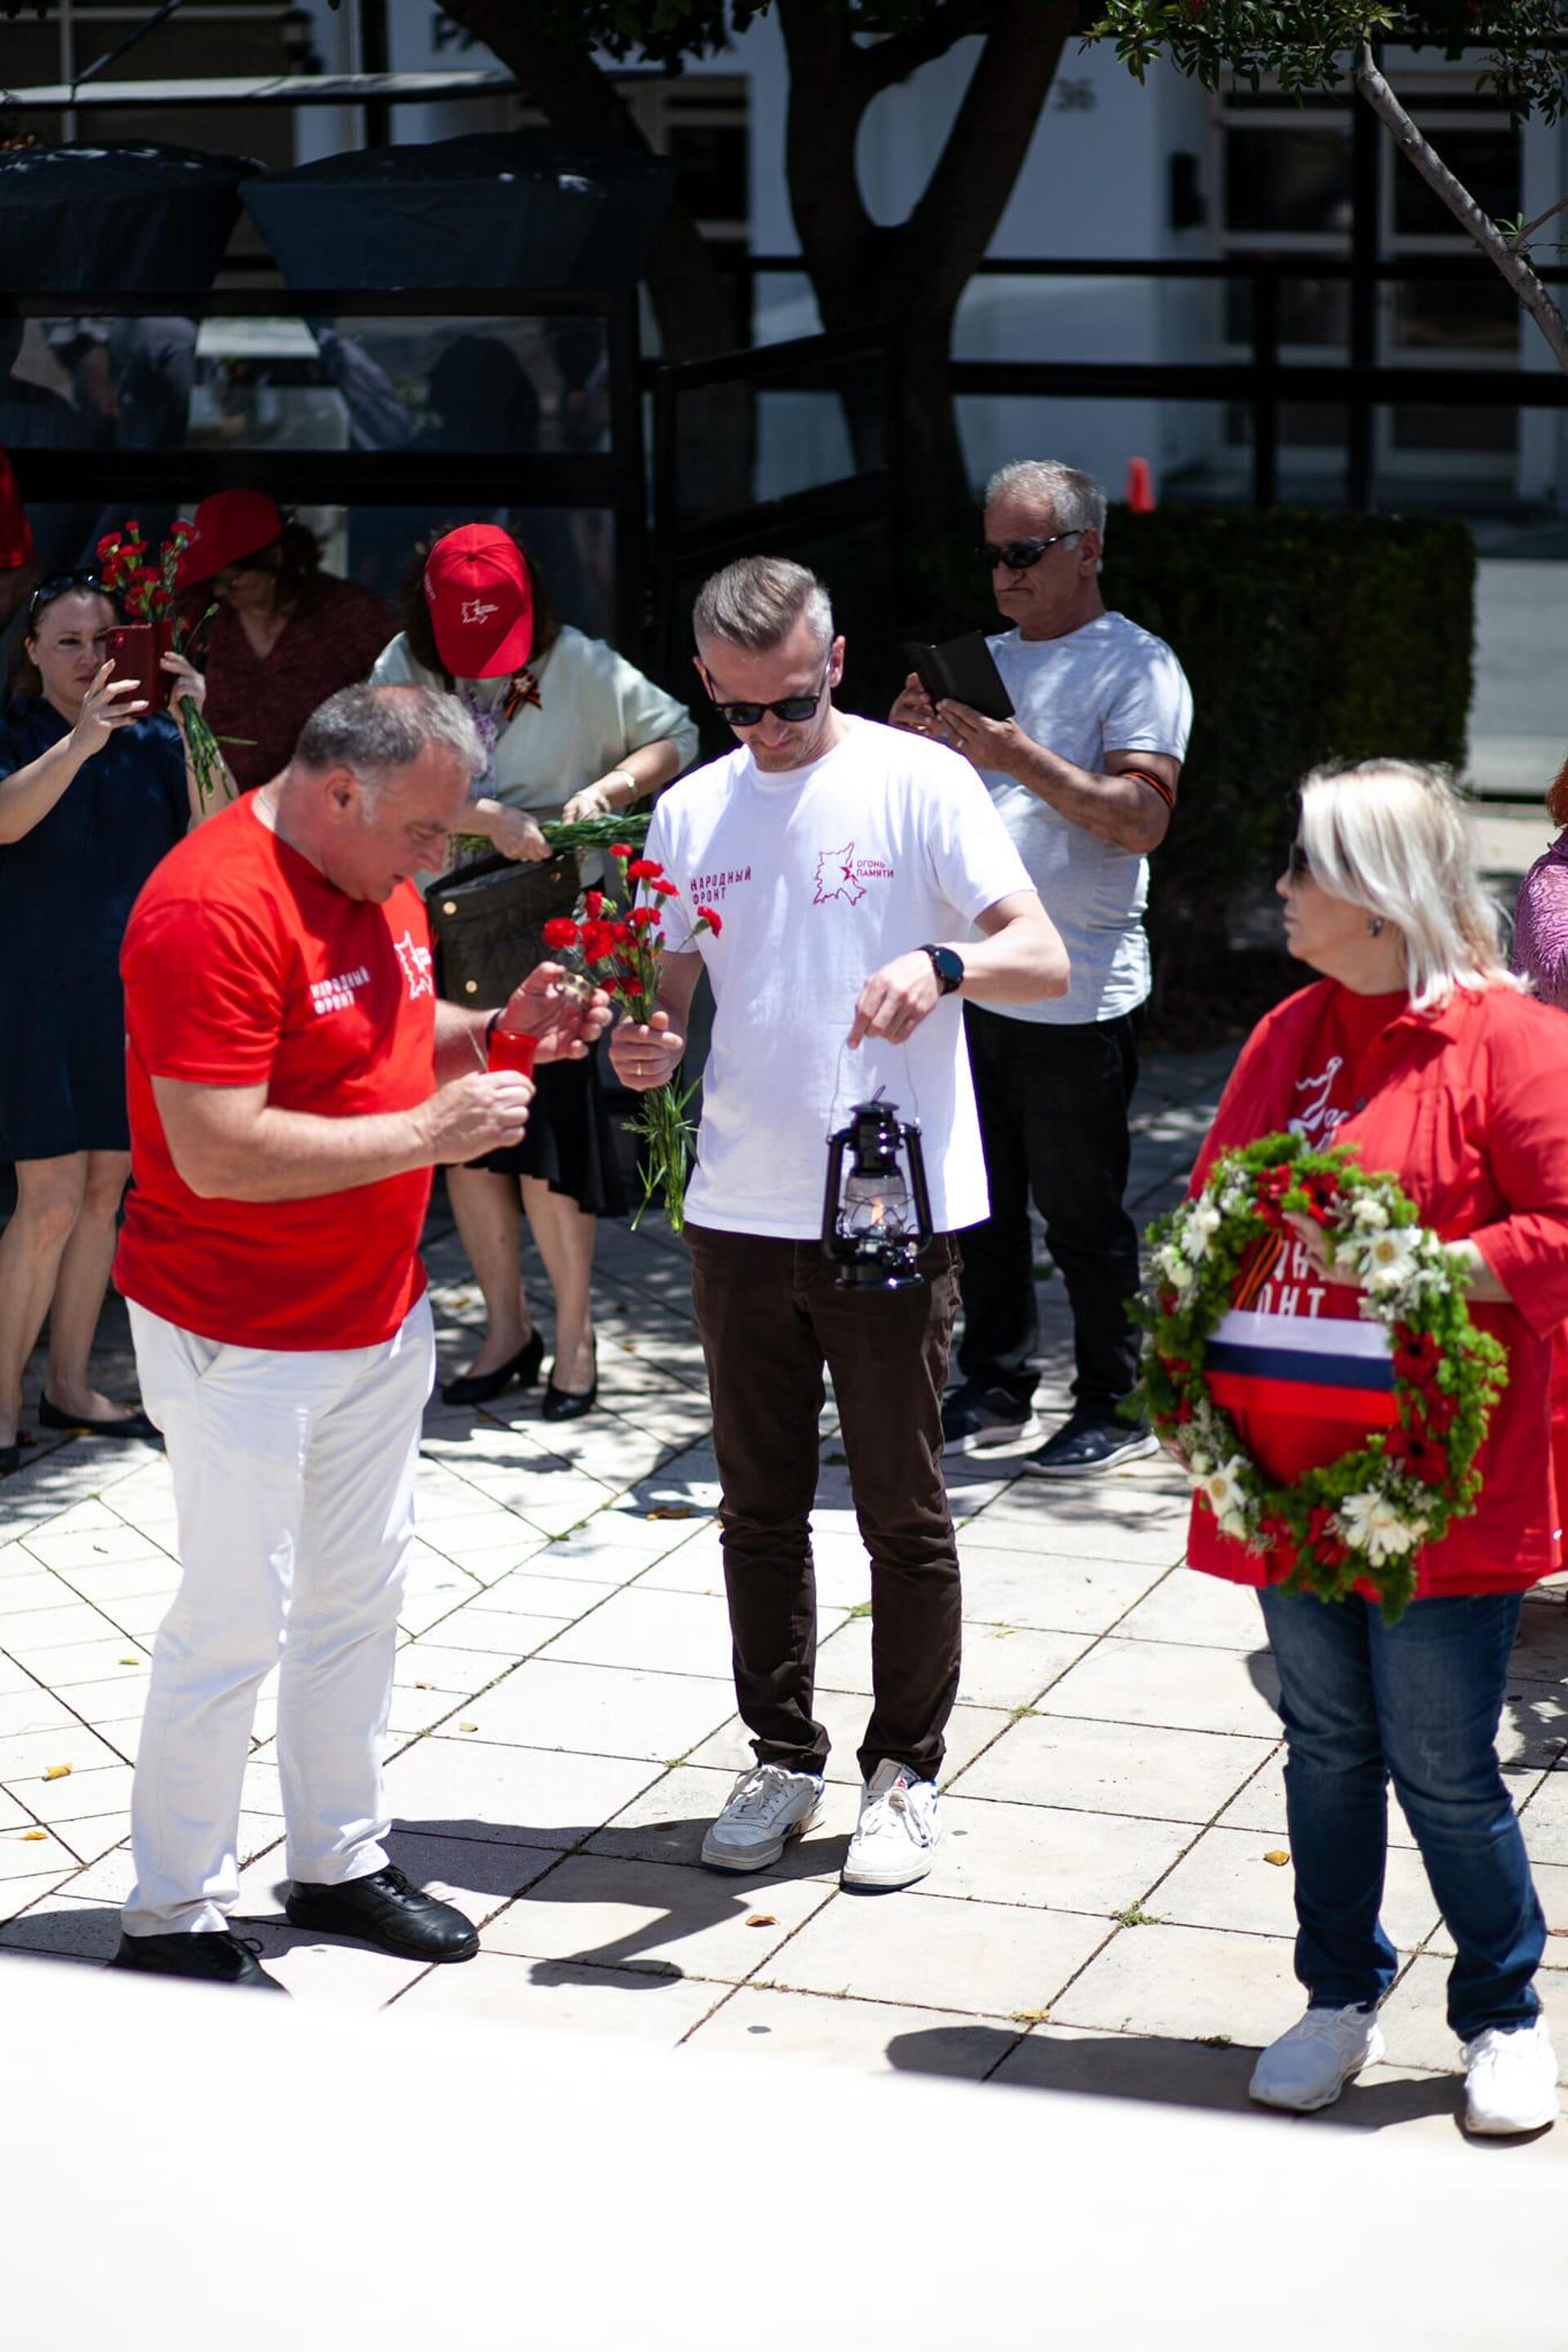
[821,1095,934,1290]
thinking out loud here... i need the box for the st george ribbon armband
[1122,765,1175,810]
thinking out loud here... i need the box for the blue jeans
[1258,1585,1544,2042]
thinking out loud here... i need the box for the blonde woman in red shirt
[1185,759,1568,2136]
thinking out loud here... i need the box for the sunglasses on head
[27,570,111,625]
[1286,841,1312,880]
[980,532,1080,572]
[705,653,831,729]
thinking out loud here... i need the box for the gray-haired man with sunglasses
[892,457,1193,1476]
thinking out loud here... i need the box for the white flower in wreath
[1348,1194,1390,1233]
[1361,1227,1423,1298]
[1336,1489,1422,1563]
[1181,1198,1224,1261]
[1198,1456,1253,1537]
[1158,1247,1196,1294]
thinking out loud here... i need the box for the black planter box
[0,142,252,292]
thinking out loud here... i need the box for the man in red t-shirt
[109,682,607,1992]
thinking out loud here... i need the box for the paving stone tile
[954,1711,1272,1824]
[1116,1569,1271,1650]
[1371,1952,1568,2073]
[0,1600,131,1652]
[0,1684,87,1741]
[1148,1824,1441,1949]
[483,1852,834,1980]
[1428,1855,1568,1965]
[0,1723,127,1781]
[453,1659,737,1763]
[235,1919,430,2007]
[584,1765,859,1882]
[38,1672,149,1737]
[20,1764,135,1825]
[933,1795,1195,1915]
[538,1584,740,1676]
[7,1637,152,1688]
[390,1949,723,2042]
[1050,1920,1300,2047]
[0,1891,122,1960]
[46,1557,179,1608]
[55,1838,136,1904]
[688,1695,1012,1790]
[0,1570,85,1618]
[407,1604,571,1659]
[381,1734,661,1849]
[952,1544,1165,1634]
[392,1642,514,1695]
[21,1526,172,1573]
[461,1568,616,1621]
[1039,1637,1281,1740]
[688,1984,1007,2078]
[0,1824,82,1880]
[813,1615,1089,1713]
[1498,1682,1568,1773]
[762,1885,1107,2019]
[412,1509,556,1566]
[964,1494,1190,1567]
[991,2022,1272,2116]
[1516,1770,1568,1867]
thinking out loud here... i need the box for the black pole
[1251,262,1280,508]
[1348,67,1381,511]
[359,0,390,149]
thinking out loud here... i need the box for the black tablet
[905,632,1015,723]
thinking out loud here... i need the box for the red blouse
[196,576,394,791]
[1186,978,1568,1598]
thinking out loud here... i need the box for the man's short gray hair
[984,460,1107,541]
[693,556,834,656]
[294,683,486,794]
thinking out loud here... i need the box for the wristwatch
[921,944,964,996]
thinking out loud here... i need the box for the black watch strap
[922,943,964,996]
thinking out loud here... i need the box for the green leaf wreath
[1132,1131,1508,1623]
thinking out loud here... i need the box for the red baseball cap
[424,523,534,679]
[176,489,283,589]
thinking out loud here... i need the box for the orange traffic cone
[1125,457,1156,513]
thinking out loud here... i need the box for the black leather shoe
[285,1864,479,1962]
[40,1396,158,1441]
[541,1347,598,1423]
[0,1445,19,1477]
[108,1930,288,1991]
[440,1329,545,1408]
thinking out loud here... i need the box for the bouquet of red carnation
[95,518,233,814]
[541,845,723,1232]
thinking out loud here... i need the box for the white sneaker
[700,1764,822,1872]
[841,1760,940,1891]
[1249,2004,1384,2111]
[1463,2018,1559,2136]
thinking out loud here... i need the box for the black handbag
[425,850,579,1011]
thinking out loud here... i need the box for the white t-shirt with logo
[644,715,1034,1240]
[979,609,1192,1027]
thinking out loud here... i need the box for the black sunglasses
[980,532,1080,572]
[28,569,112,625]
[1286,841,1312,880]
[705,653,831,729]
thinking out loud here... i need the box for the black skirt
[473,1052,629,1217]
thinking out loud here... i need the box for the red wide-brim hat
[176,489,285,590]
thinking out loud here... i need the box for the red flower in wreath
[541,917,581,950]
[1305,1503,1348,1568]
[1385,1425,1449,1486]
[1298,1167,1340,1227]
[1255,1165,1295,1219]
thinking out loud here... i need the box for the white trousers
[122,1294,435,1937]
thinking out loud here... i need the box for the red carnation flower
[1256,1164,1295,1217]
[582,889,605,920]
[541,917,581,950]
[1305,1503,1348,1567]
[651,876,679,898]
[1298,1168,1339,1227]
[696,905,723,934]
[608,843,634,860]
[626,858,663,882]
[630,907,662,930]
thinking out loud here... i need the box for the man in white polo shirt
[611,557,1067,1891]
[893,457,1193,1477]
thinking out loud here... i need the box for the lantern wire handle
[825,1033,921,1138]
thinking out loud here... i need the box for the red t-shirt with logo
[115,796,438,1350]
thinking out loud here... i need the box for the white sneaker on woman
[1463,2018,1559,2136]
[1249,2005,1384,2111]
[701,1763,822,1871]
[841,1760,940,1891]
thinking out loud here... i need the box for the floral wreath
[1134,1132,1508,1622]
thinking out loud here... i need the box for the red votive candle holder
[487,1027,537,1077]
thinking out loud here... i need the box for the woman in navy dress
[0,576,208,1471]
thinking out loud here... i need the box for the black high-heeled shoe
[440,1330,545,1408]
[39,1396,158,1441]
[541,1348,598,1423]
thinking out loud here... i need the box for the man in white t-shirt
[893,458,1193,1477]
[612,557,1067,1891]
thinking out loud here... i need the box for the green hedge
[858,506,1474,986]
